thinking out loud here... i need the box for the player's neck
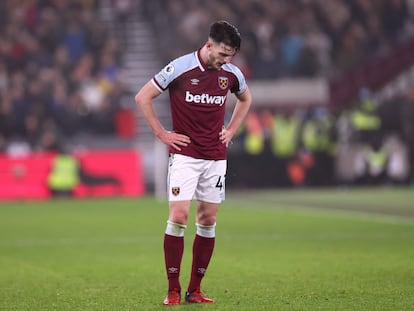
[199,45,210,68]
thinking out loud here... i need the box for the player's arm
[135,81,191,150]
[220,86,252,146]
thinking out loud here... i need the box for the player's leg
[186,160,226,303]
[163,200,190,305]
[185,201,218,303]
[163,154,199,305]
[164,200,191,290]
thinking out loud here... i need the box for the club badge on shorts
[218,76,228,90]
[171,187,180,196]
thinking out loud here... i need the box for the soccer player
[135,20,252,305]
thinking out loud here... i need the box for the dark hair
[209,20,241,51]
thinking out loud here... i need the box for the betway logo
[185,91,226,106]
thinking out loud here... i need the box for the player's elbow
[135,82,159,108]
[135,92,146,109]
[134,92,141,105]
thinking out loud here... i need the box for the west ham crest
[171,187,180,196]
[218,76,228,90]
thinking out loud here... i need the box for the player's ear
[206,39,213,49]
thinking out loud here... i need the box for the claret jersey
[152,49,247,160]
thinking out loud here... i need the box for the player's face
[207,41,236,70]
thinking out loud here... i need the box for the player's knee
[197,213,216,225]
[169,202,190,224]
[165,220,187,237]
[169,210,189,224]
[196,222,216,238]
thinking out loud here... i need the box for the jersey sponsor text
[185,91,226,106]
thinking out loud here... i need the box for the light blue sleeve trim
[153,52,199,90]
[222,63,247,95]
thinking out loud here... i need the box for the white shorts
[167,154,226,203]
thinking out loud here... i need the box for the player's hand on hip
[159,130,191,151]
[220,126,234,148]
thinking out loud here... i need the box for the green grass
[1,187,414,310]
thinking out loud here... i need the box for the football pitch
[1,187,413,311]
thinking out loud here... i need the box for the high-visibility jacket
[245,132,264,155]
[302,119,332,153]
[48,154,80,191]
[271,115,300,157]
[351,108,381,131]
[365,147,388,176]
[243,112,264,155]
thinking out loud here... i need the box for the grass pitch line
[0,236,159,248]
[221,231,414,242]
[226,196,414,226]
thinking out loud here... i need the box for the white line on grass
[0,236,159,248]
[221,231,414,242]
[227,199,414,226]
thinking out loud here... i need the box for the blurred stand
[1,0,414,198]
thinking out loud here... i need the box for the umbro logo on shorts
[172,187,180,196]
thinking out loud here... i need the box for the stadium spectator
[270,109,302,187]
[379,87,414,184]
[63,21,86,65]
[47,146,80,197]
[280,20,305,74]
[110,0,134,47]
[300,107,337,186]
[401,89,414,184]
[381,0,409,42]
[2,0,414,190]
[0,0,127,152]
[145,0,413,80]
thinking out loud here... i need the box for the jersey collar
[196,48,206,72]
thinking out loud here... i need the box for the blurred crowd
[140,0,414,186]
[145,0,414,80]
[228,87,414,187]
[0,0,127,154]
[1,0,414,187]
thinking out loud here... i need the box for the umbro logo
[168,267,179,274]
[197,268,206,275]
[190,79,199,85]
